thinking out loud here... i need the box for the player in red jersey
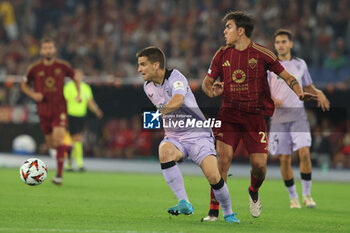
[201,11,316,220]
[21,38,81,185]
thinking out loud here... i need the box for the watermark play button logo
[143,110,161,129]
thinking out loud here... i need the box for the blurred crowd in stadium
[0,0,349,168]
[0,0,349,83]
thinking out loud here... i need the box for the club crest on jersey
[232,70,246,84]
[248,58,257,69]
[45,77,55,87]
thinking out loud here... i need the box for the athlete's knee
[159,151,173,163]
[47,137,62,148]
[51,141,62,148]
[159,143,179,162]
[251,158,267,173]
[207,172,221,185]
[252,164,266,176]
[200,156,221,183]
[217,152,233,165]
[298,148,311,162]
[279,155,291,166]
[251,166,266,179]
[47,141,55,149]
[52,136,64,148]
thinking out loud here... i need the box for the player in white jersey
[268,29,330,208]
[137,46,239,223]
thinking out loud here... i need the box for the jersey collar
[161,69,173,85]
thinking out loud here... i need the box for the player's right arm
[21,67,43,102]
[21,80,43,102]
[202,47,224,98]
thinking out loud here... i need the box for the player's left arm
[303,84,330,111]
[161,75,187,117]
[160,94,184,117]
[278,70,317,101]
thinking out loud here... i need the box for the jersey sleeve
[265,51,285,75]
[300,59,313,87]
[207,48,223,81]
[143,82,152,102]
[24,66,35,83]
[62,62,75,78]
[169,71,188,97]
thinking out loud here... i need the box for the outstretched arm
[278,70,317,101]
[304,84,330,111]
[160,94,184,117]
[202,75,223,98]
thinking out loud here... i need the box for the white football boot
[290,197,301,209]
[303,195,316,208]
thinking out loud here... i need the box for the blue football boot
[168,199,194,216]
[224,213,240,223]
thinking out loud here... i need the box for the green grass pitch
[0,168,349,233]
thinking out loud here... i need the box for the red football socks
[56,145,65,178]
[210,187,220,210]
[250,174,265,192]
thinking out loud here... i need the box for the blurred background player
[138,46,239,223]
[268,29,330,208]
[64,69,103,171]
[21,37,81,185]
[0,0,18,41]
[201,11,317,220]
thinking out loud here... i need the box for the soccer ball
[19,158,47,186]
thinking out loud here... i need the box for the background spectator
[0,0,348,84]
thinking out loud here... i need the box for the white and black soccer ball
[19,158,47,186]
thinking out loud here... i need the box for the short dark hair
[136,46,166,69]
[274,29,293,41]
[40,37,55,47]
[223,11,254,38]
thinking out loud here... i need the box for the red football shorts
[215,115,268,154]
[39,112,67,135]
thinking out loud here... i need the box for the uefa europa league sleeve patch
[173,81,185,91]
